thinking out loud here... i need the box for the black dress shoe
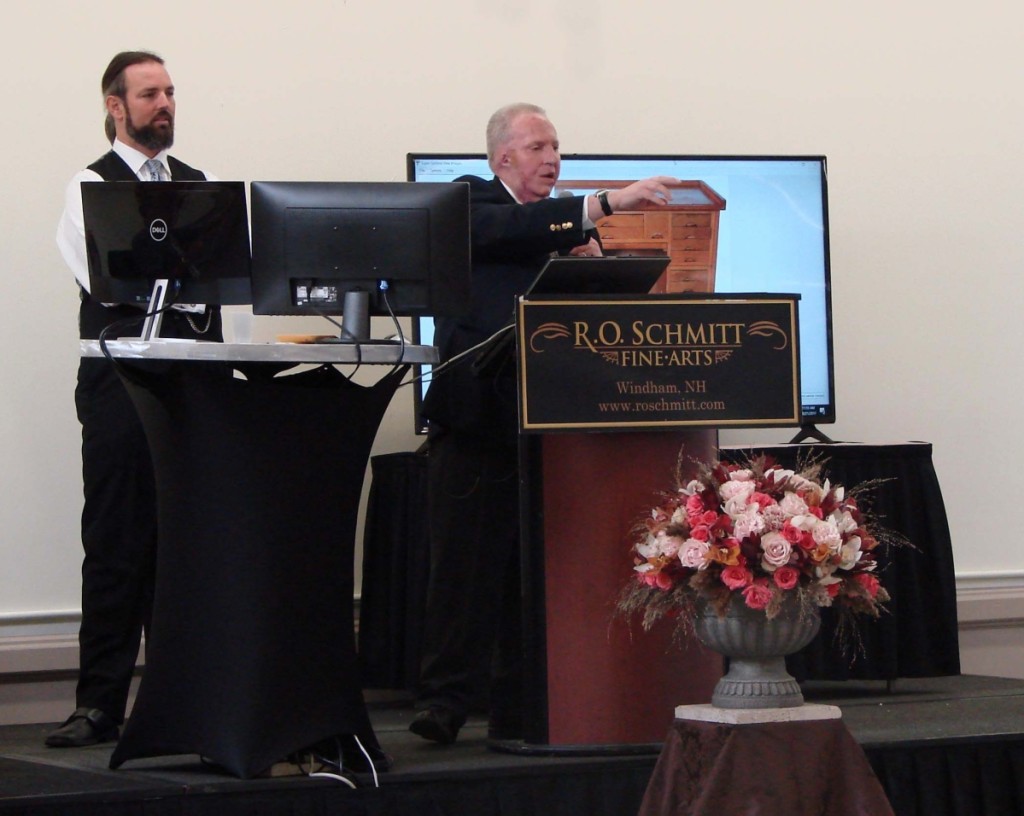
[409,706,465,745]
[45,708,119,748]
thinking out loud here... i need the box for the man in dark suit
[47,51,221,748]
[410,102,677,744]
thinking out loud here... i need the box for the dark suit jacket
[421,175,595,441]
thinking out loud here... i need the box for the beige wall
[1,2,1022,643]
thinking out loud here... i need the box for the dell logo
[149,219,168,242]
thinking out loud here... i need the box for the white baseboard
[956,572,1024,679]
[0,612,137,726]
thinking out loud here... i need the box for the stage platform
[3,675,1024,815]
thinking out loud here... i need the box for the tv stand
[788,423,836,444]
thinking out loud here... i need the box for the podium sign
[517,294,800,431]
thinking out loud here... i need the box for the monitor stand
[139,278,171,340]
[788,423,836,444]
[314,289,397,344]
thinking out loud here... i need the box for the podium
[83,340,435,778]
[510,289,803,751]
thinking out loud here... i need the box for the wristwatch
[595,189,613,217]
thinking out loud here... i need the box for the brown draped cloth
[638,717,894,816]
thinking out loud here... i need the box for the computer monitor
[82,180,252,308]
[407,153,835,433]
[249,181,470,341]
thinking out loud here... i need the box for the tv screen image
[82,180,252,307]
[249,181,470,341]
[407,154,834,430]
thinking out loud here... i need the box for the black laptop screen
[82,180,251,306]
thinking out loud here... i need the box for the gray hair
[486,103,547,171]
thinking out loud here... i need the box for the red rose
[773,565,800,590]
[721,565,752,590]
[782,522,802,545]
[742,580,774,610]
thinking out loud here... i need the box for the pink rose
[679,538,710,569]
[720,565,752,590]
[742,580,774,610]
[773,565,800,590]
[759,531,792,569]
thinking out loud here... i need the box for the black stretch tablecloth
[722,442,960,681]
[110,361,404,778]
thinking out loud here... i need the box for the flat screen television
[406,153,835,433]
[249,181,470,341]
[82,180,252,307]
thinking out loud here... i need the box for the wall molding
[955,571,1024,630]
[2,581,1023,677]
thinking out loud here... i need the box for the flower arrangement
[619,453,895,634]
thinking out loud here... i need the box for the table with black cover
[81,340,434,779]
[721,442,960,681]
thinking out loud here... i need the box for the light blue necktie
[143,158,165,181]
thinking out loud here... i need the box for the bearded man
[48,51,221,748]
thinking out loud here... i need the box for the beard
[126,109,174,151]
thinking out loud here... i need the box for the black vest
[86,151,207,182]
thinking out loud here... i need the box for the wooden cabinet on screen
[553,180,726,293]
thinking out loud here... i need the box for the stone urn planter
[694,597,821,709]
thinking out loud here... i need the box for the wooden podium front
[518,430,723,750]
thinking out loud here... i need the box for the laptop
[524,255,669,298]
